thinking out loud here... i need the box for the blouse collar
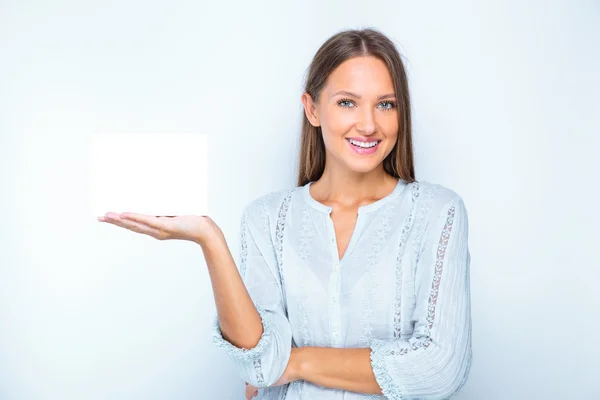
[302,179,408,215]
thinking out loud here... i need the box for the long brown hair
[297,28,416,187]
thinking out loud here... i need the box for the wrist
[290,347,308,381]
[195,217,225,248]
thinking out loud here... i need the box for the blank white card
[89,133,209,218]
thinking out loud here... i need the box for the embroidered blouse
[213,180,473,399]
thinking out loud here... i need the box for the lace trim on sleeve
[253,359,265,386]
[393,182,420,340]
[239,213,249,278]
[411,183,438,307]
[274,190,294,317]
[369,338,404,399]
[296,206,314,348]
[212,306,273,362]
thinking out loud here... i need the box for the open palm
[98,211,216,243]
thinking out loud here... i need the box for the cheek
[382,115,399,132]
[321,133,343,154]
[322,108,355,135]
[382,119,399,141]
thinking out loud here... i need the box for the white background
[1,0,598,399]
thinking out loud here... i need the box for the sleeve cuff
[369,338,405,400]
[212,306,273,362]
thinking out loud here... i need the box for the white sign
[89,133,209,218]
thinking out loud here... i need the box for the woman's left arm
[288,196,472,399]
[289,346,382,394]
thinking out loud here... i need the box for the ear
[301,92,320,127]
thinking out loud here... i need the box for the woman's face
[303,56,399,175]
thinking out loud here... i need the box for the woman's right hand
[98,212,221,245]
[245,382,259,399]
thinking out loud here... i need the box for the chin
[344,159,382,174]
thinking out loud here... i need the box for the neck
[312,165,398,209]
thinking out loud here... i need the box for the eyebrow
[331,90,396,100]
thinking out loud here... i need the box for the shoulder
[242,187,297,230]
[411,180,468,218]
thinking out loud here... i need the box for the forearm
[198,226,262,350]
[295,347,382,395]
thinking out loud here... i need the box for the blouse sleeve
[369,195,472,400]
[212,198,293,388]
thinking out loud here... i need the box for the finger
[120,213,168,230]
[104,214,165,239]
[245,384,257,399]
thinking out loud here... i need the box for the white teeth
[348,139,379,148]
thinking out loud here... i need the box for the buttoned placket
[303,181,405,350]
[326,211,363,348]
[327,216,342,347]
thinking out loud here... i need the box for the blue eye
[336,98,397,111]
[379,101,397,110]
[337,98,355,108]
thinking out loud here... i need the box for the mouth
[346,138,382,154]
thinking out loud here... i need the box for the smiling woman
[99,27,472,400]
[211,28,472,400]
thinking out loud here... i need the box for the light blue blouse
[213,180,472,400]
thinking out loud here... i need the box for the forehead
[324,56,394,94]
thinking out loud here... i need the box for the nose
[356,107,377,135]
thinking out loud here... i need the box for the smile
[346,138,382,155]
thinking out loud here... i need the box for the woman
[99,28,472,400]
